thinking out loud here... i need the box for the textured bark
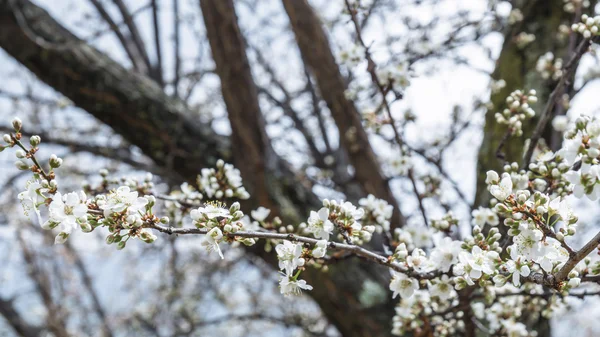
[0,0,228,184]
[282,0,405,229]
[200,2,395,336]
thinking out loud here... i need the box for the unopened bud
[11,117,22,131]
[49,154,62,168]
[29,135,41,147]
[15,160,29,170]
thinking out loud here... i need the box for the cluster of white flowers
[190,202,255,258]
[337,44,365,68]
[359,194,393,232]
[197,159,249,200]
[527,154,572,197]
[392,289,463,336]
[45,192,89,244]
[430,212,459,232]
[564,0,590,13]
[385,151,413,177]
[471,207,499,227]
[395,220,434,250]
[494,89,537,136]
[536,52,563,81]
[319,199,374,244]
[572,14,600,38]
[515,32,536,49]
[508,9,523,25]
[376,63,411,90]
[490,78,506,94]
[94,186,157,248]
[558,116,600,199]
[487,172,580,279]
[11,115,600,337]
[276,239,328,296]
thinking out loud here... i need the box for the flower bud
[160,216,170,224]
[29,135,41,147]
[80,222,92,232]
[11,117,22,131]
[230,202,240,213]
[3,134,11,143]
[15,149,26,158]
[15,160,29,170]
[49,154,62,168]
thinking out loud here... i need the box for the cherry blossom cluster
[536,52,564,81]
[514,32,536,49]
[507,9,523,25]
[564,0,591,13]
[558,116,600,199]
[490,79,506,94]
[572,14,600,38]
[384,147,413,177]
[320,199,373,244]
[430,211,459,232]
[376,63,411,91]
[190,202,256,258]
[196,159,250,200]
[337,44,365,68]
[8,116,600,337]
[358,194,393,232]
[494,89,537,136]
[276,239,327,296]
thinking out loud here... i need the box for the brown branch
[151,0,164,87]
[88,0,148,73]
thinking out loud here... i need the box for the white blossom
[306,207,334,240]
[250,206,271,222]
[276,240,305,275]
[389,272,419,299]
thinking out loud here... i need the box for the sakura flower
[102,186,148,219]
[279,273,313,296]
[18,179,47,224]
[406,248,434,273]
[312,240,328,258]
[191,204,231,220]
[389,272,419,299]
[457,246,498,282]
[46,191,88,235]
[276,240,305,274]
[306,207,334,240]
[202,227,224,259]
[511,226,543,260]
[428,275,454,300]
[503,259,531,286]
[485,170,499,184]
[489,174,513,201]
[430,237,461,272]
[472,207,499,227]
[250,207,270,222]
